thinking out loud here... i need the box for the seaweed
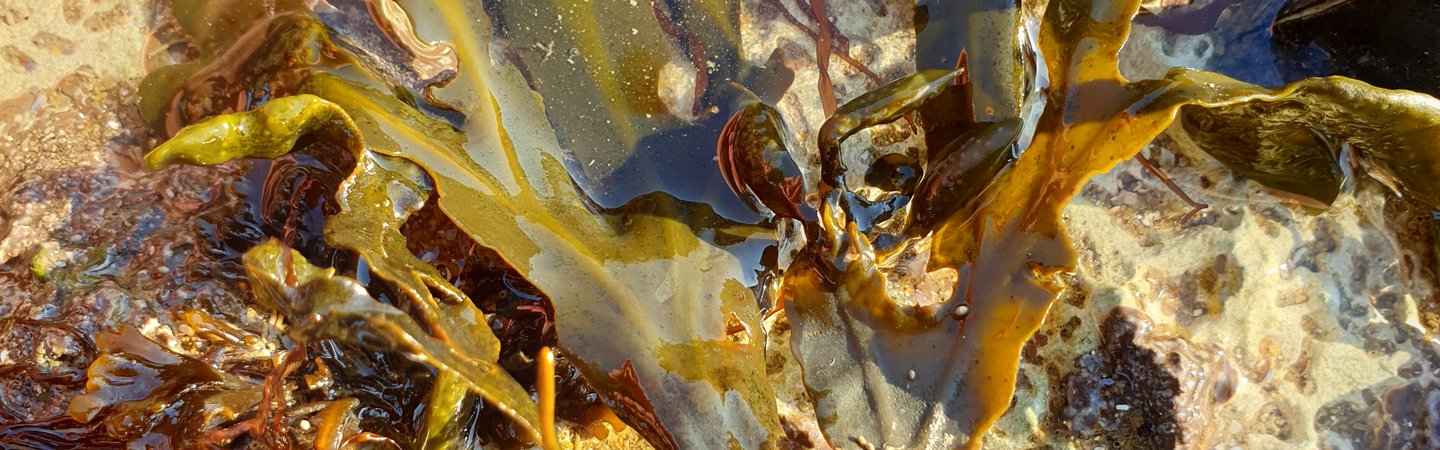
[68,325,264,448]
[780,1,1440,447]
[140,2,782,442]
[103,0,1440,448]
[242,238,544,444]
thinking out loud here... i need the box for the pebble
[952,304,970,319]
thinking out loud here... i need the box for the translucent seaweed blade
[915,0,1027,122]
[138,14,339,135]
[325,150,500,363]
[476,0,750,215]
[1159,70,1440,209]
[68,326,263,447]
[326,150,519,447]
[242,240,544,441]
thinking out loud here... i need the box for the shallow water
[3,1,1440,449]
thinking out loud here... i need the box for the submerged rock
[2,0,1438,449]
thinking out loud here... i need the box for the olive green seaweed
[147,94,545,443]
[136,0,1440,449]
[242,239,545,441]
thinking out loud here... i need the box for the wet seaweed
[54,0,1440,448]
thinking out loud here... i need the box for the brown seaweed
[143,90,547,439]
[241,238,545,443]
[146,67,780,450]
[68,326,264,448]
[122,0,1440,449]
[778,0,1440,448]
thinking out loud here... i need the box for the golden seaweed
[122,0,1440,449]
